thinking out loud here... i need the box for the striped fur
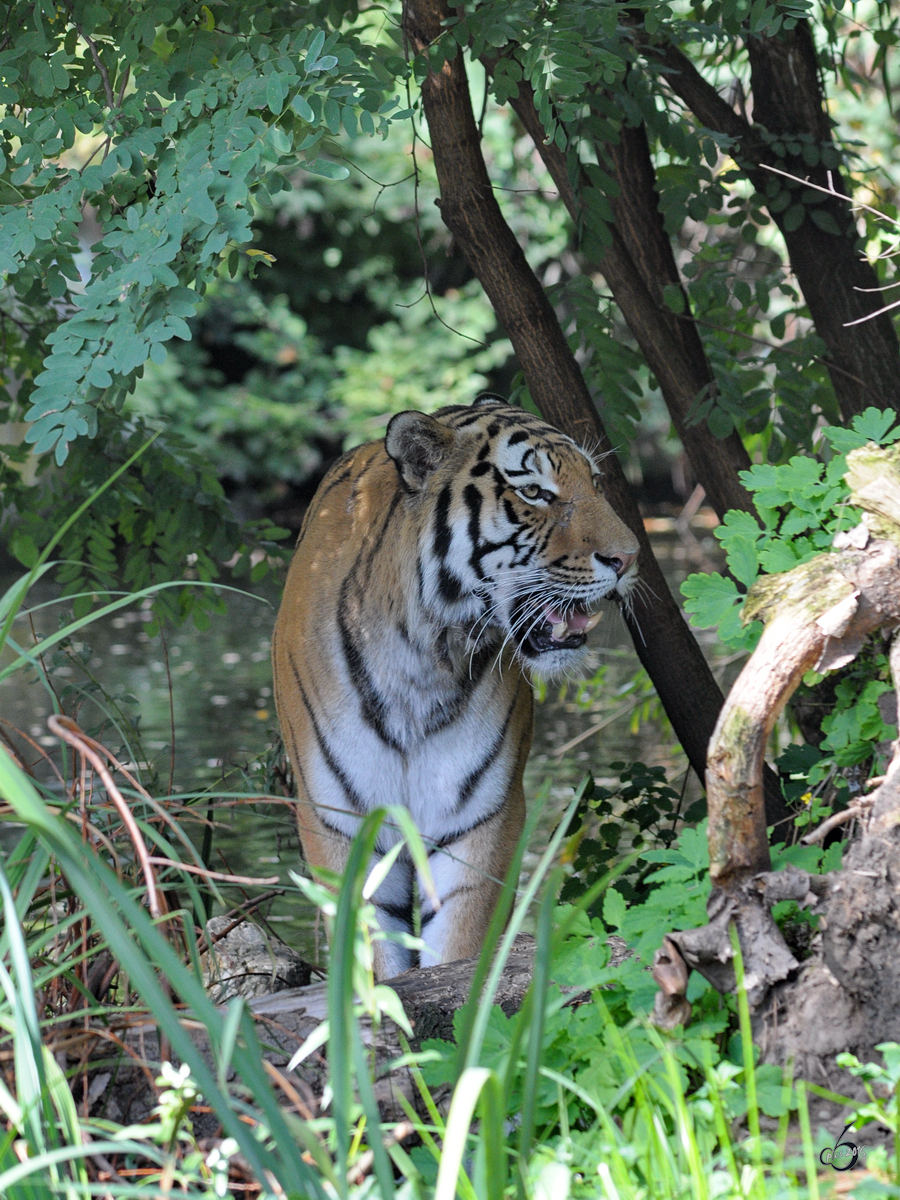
[272,397,639,978]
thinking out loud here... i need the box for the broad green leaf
[302,157,349,179]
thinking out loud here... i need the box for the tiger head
[385,396,639,677]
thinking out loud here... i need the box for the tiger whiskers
[463,566,557,674]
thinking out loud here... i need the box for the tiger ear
[385,411,455,490]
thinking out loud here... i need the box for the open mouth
[525,602,602,654]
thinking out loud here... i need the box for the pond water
[0,517,730,963]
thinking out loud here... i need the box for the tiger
[271,395,639,979]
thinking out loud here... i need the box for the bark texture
[645,24,900,419]
[65,936,538,1130]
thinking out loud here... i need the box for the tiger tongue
[545,607,602,642]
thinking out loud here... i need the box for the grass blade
[435,1067,503,1200]
[0,744,326,1199]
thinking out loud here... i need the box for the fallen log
[76,935,537,1130]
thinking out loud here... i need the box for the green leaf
[662,284,685,314]
[290,93,315,123]
[266,73,286,115]
[681,572,752,647]
[782,203,805,232]
[856,410,900,443]
[758,541,803,573]
[809,208,843,236]
[305,30,326,70]
[715,510,761,586]
[602,887,626,930]
[707,406,734,438]
[302,157,349,179]
[9,531,39,568]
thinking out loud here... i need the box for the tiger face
[385,396,639,678]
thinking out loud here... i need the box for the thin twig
[760,163,900,326]
[800,800,873,844]
[263,1060,319,1122]
[77,26,115,108]
[347,1121,416,1185]
[193,889,285,957]
[47,715,162,918]
[159,627,176,797]
[0,720,67,789]
[115,64,130,108]
[146,858,279,887]
[551,693,648,757]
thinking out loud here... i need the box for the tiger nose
[596,550,638,576]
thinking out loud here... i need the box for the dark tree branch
[488,61,755,520]
[501,75,763,520]
[642,26,900,419]
[484,60,788,824]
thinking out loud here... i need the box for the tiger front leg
[417,787,526,967]
[295,796,417,979]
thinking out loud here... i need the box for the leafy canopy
[0,0,408,466]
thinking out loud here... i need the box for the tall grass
[1,559,897,1196]
[3,722,899,1196]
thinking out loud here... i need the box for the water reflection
[0,519,730,964]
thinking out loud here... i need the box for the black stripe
[377,900,414,924]
[337,583,405,753]
[454,690,521,814]
[314,459,355,501]
[437,564,463,602]
[421,884,475,921]
[473,532,516,566]
[334,493,407,752]
[448,411,488,429]
[287,649,368,812]
[360,491,403,583]
[508,430,529,446]
[420,642,494,736]
[462,483,483,579]
[432,798,508,848]
[433,483,453,559]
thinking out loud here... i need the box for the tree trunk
[645,26,900,420]
[402,0,731,790]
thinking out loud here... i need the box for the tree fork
[403,0,768,802]
[488,62,755,521]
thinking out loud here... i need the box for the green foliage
[0,1,409,466]
[559,762,705,917]
[681,410,887,653]
[7,414,288,626]
[682,407,900,800]
[0,704,888,1197]
[838,1042,900,1180]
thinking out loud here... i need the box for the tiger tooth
[583,612,602,632]
[551,621,569,641]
